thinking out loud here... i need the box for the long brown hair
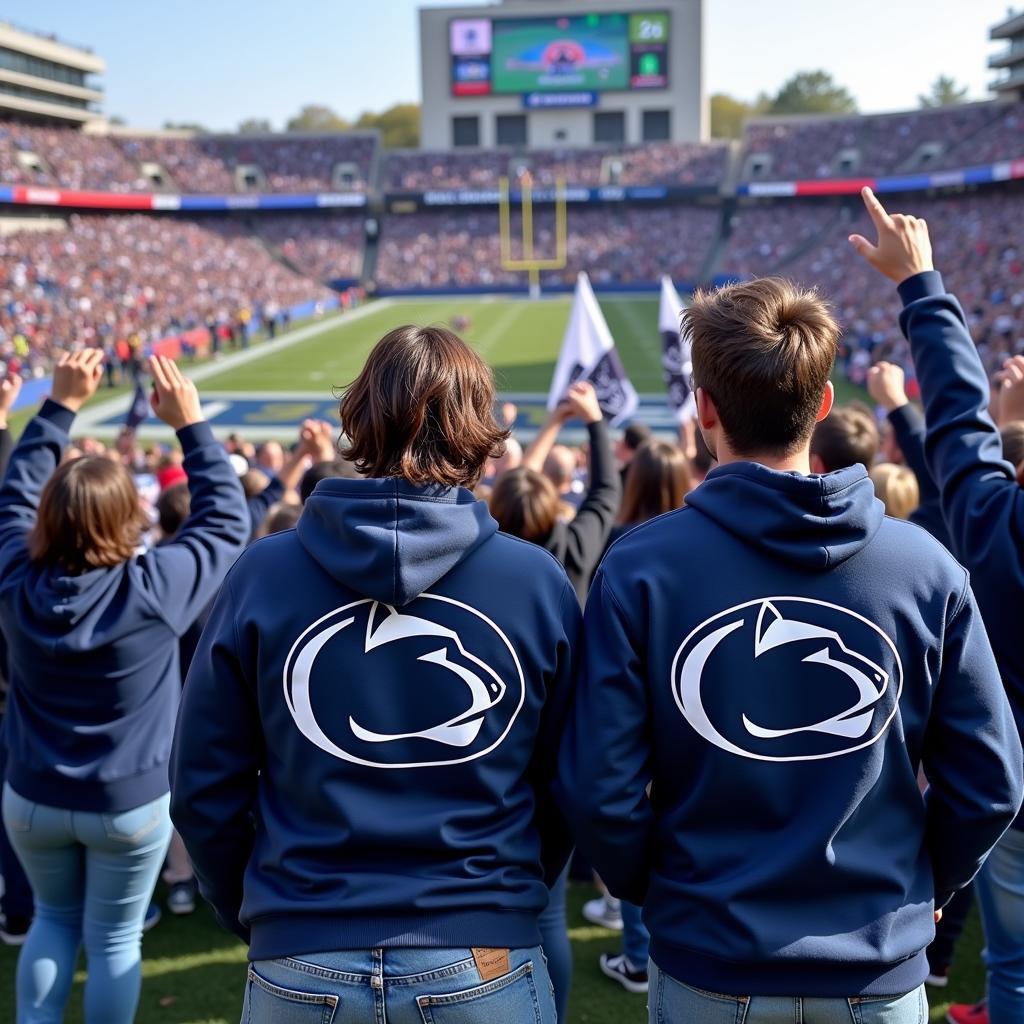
[339,325,508,489]
[489,467,561,544]
[617,440,691,526]
[29,456,146,574]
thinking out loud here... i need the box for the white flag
[659,275,696,424]
[548,272,638,427]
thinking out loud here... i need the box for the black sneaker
[0,913,30,945]
[167,880,197,916]
[598,952,649,994]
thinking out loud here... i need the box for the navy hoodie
[170,477,580,957]
[899,270,1024,829]
[0,401,250,812]
[557,462,1022,997]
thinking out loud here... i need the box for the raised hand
[298,419,337,462]
[866,361,909,413]
[149,355,203,431]
[51,348,105,413]
[0,374,22,428]
[564,381,603,425]
[848,187,934,284]
[996,355,1024,427]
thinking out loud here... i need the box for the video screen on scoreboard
[449,11,670,97]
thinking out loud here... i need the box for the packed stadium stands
[0,98,1022,380]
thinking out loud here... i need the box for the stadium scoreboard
[420,0,704,149]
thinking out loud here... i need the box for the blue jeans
[975,826,1024,1024]
[622,901,650,969]
[648,965,928,1024]
[2,784,172,1024]
[538,867,571,1021]
[243,946,557,1023]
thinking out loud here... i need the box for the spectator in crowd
[254,502,301,539]
[810,403,880,473]
[850,187,1024,1024]
[614,422,653,487]
[557,274,1022,1023]
[869,463,920,519]
[493,382,622,604]
[867,361,948,546]
[0,351,250,1024]
[170,325,579,1024]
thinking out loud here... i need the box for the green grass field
[0,880,985,1023]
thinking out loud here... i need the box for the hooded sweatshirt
[170,476,580,958]
[0,400,250,813]
[898,270,1024,830]
[556,462,1022,998]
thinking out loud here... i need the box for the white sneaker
[583,895,623,930]
[599,952,649,994]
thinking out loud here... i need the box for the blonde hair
[870,463,919,520]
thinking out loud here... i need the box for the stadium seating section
[0,101,1022,380]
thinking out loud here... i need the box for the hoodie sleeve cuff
[897,270,946,308]
[37,399,77,435]
[176,421,216,455]
[587,418,610,440]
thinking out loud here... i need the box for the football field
[72,294,864,441]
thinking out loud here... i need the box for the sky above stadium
[21,0,1016,130]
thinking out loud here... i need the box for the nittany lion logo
[671,597,903,762]
[283,595,525,768]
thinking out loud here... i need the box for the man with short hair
[557,273,1023,1022]
[810,404,879,473]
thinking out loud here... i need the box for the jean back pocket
[245,966,339,1024]
[417,960,543,1024]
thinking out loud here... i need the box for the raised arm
[0,352,102,577]
[850,187,1024,573]
[137,356,250,634]
[523,405,570,473]
[560,383,622,591]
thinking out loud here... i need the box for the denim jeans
[622,901,650,969]
[538,867,571,1021]
[243,946,556,1024]
[648,964,928,1024]
[975,826,1024,1024]
[2,784,172,1024]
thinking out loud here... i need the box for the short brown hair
[29,456,146,574]
[618,440,692,525]
[339,325,508,488]
[489,467,560,544]
[811,405,880,473]
[685,277,839,457]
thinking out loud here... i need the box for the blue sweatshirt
[0,401,250,813]
[170,477,580,957]
[557,461,1022,997]
[886,403,950,548]
[899,270,1024,830]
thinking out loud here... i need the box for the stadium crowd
[0,213,334,377]
[252,213,366,282]
[0,191,1023,1024]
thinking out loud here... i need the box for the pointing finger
[861,187,893,233]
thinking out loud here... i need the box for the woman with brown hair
[0,350,250,1024]
[171,325,579,1024]
[613,439,692,542]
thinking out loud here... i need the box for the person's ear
[696,387,718,431]
[815,381,835,423]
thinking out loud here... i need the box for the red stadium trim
[793,178,877,196]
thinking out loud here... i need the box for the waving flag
[548,272,638,427]
[659,275,695,424]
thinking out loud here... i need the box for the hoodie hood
[685,462,884,571]
[296,478,498,606]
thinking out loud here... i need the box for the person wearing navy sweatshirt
[556,270,1023,1023]
[170,325,580,1024]
[0,350,250,1024]
[849,188,1024,1024]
